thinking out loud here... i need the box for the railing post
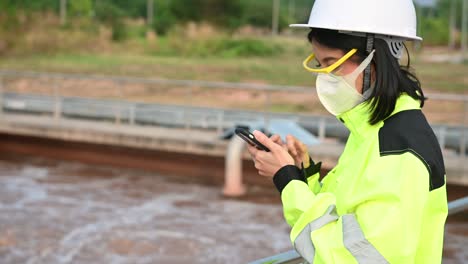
[264,91,271,134]
[217,110,224,134]
[53,79,62,121]
[0,75,4,119]
[115,81,122,125]
[185,86,193,149]
[461,101,468,174]
[129,104,135,125]
[184,108,191,131]
[437,126,447,150]
[318,117,326,141]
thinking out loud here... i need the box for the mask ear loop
[362,34,375,93]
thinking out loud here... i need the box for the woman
[248,0,448,263]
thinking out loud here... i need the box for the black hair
[307,28,425,125]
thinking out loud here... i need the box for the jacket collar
[337,94,422,138]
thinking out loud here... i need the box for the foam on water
[0,157,465,264]
[0,158,292,264]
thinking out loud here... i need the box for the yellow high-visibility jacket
[273,94,447,264]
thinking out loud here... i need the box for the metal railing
[0,70,467,152]
[249,196,468,264]
[0,70,467,168]
[2,92,468,153]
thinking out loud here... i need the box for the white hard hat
[290,0,422,41]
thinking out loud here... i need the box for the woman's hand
[247,131,294,178]
[286,135,310,168]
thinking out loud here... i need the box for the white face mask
[316,50,375,116]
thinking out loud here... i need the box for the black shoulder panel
[378,110,445,191]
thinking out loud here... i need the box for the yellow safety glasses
[302,48,358,74]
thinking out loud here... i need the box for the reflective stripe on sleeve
[293,205,339,263]
[293,208,389,264]
[342,214,389,264]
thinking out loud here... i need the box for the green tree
[240,0,288,31]
[107,0,147,18]
[0,0,58,14]
[94,0,128,41]
[94,0,125,24]
[170,0,203,22]
[169,0,244,29]
[201,0,245,28]
[69,0,93,17]
[434,0,463,30]
[153,0,175,34]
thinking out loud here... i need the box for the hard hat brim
[289,24,423,41]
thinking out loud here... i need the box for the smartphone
[235,127,270,152]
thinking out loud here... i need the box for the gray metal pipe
[223,136,247,197]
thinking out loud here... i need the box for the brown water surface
[0,135,466,263]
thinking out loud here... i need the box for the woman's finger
[293,136,306,152]
[294,139,306,153]
[252,130,281,152]
[270,134,284,145]
[246,144,258,156]
[286,135,298,156]
[270,134,280,142]
[254,162,262,170]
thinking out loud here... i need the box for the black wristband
[273,165,304,193]
[303,158,322,179]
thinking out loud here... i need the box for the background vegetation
[0,0,466,93]
[0,0,464,53]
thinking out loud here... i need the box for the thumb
[253,130,278,151]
